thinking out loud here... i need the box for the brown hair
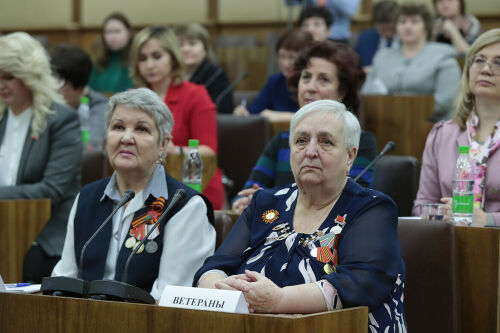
[129,26,185,87]
[276,29,314,54]
[394,3,433,40]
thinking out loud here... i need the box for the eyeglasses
[469,56,500,76]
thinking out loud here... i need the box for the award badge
[262,209,279,224]
[126,197,166,254]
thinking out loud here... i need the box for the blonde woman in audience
[129,26,224,209]
[413,29,500,227]
[175,23,234,114]
[365,3,461,122]
[432,0,480,54]
[89,13,134,94]
[233,29,313,121]
[0,32,82,282]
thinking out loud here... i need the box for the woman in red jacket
[129,26,224,209]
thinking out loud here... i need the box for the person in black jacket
[175,23,234,114]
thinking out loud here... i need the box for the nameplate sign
[159,285,249,314]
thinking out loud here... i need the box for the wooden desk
[164,152,217,191]
[0,293,368,333]
[0,199,51,283]
[456,226,500,332]
[363,95,434,159]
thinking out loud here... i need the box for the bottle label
[81,130,91,144]
[452,195,473,214]
[186,183,202,193]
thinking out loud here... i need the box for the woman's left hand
[473,207,487,227]
[441,19,460,38]
[217,270,283,313]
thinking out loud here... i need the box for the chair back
[81,150,108,186]
[217,115,270,201]
[398,218,460,332]
[373,155,419,216]
[214,211,239,249]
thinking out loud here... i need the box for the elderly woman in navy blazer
[0,32,82,283]
[52,88,216,299]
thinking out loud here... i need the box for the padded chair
[373,155,420,216]
[214,211,239,249]
[398,218,460,332]
[217,114,270,203]
[81,150,108,186]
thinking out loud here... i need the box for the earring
[157,151,166,165]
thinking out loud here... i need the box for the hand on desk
[441,196,488,226]
[216,270,283,313]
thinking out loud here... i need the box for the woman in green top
[89,13,134,94]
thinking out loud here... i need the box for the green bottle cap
[188,139,199,147]
[458,146,469,154]
[80,96,89,104]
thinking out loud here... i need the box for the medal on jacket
[125,197,166,254]
[262,209,279,224]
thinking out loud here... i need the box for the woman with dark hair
[89,13,134,94]
[175,23,234,114]
[232,41,377,213]
[413,29,500,226]
[432,0,480,54]
[365,2,461,121]
[233,29,314,122]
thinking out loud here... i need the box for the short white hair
[289,99,360,150]
[105,88,174,144]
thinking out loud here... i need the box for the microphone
[87,189,187,304]
[41,189,135,298]
[354,141,395,183]
[215,71,248,108]
[78,189,135,279]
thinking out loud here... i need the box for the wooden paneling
[363,95,434,160]
[0,199,51,283]
[0,293,369,333]
[456,226,500,332]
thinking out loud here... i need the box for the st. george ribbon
[86,188,187,304]
[354,141,395,182]
[41,189,135,298]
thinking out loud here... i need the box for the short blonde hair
[455,28,500,129]
[0,32,64,137]
[175,23,216,63]
[129,26,185,87]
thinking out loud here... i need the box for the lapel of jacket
[0,109,7,146]
[16,114,36,184]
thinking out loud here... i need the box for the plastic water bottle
[182,139,203,192]
[78,96,91,150]
[452,145,474,225]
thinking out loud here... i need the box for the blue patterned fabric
[195,178,406,332]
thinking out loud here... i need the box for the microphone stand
[86,189,186,304]
[41,190,135,298]
[354,141,395,182]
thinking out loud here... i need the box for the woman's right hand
[233,105,250,116]
[232,184,262,214]
[440,197,453,221]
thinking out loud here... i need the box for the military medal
[127,197,166,254]
[145,240,158,254]
[324,263,335,274]
[262,209,279,224]
[134,242,145,254]
[125,237,136,249]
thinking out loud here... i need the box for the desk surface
[0,293,368,333]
